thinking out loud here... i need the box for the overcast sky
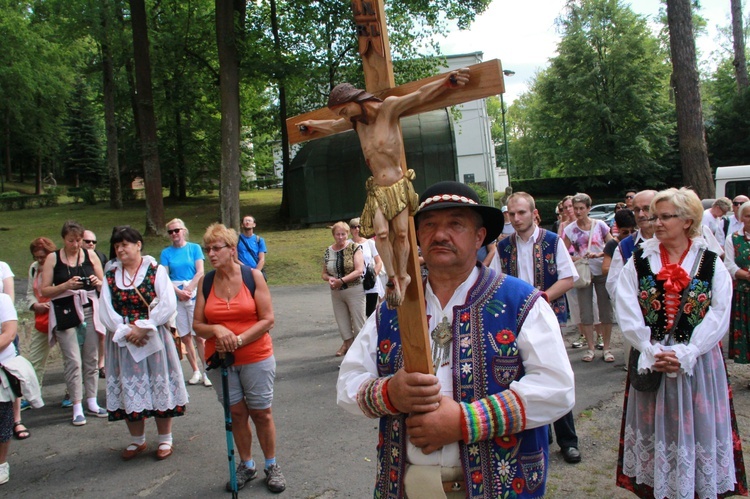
[433,0,735,104]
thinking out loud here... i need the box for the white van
[715,165,750,198]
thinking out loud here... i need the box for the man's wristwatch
[237,336,243,347]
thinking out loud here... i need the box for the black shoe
[561,447,581,464]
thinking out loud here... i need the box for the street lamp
[500,69,515,183]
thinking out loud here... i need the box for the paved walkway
[5,283,636,497]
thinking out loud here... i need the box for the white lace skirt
[621,344,736,498]
[105,326,189,420]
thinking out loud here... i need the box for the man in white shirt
[728,195,750,237]
[606,190,657,301]
[337,181,574,499]
[491,192,581,464]
[702,197,732,243]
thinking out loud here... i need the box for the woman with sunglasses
[161,218,209,387]
[614,188,746,497]
[99,226,187,461]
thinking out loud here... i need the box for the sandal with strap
[13,421,30,440]
[582,350,595,362]
[603,350,615,362]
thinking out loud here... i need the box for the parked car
[589,203,617,220]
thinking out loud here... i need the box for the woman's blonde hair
[166,218,189,238]
[331,221,350,235]
[571,193,592,208]
[203,223,239,248]
[650,187,703,239]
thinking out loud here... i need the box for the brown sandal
[13,422,30,440]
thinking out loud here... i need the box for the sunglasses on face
[351,225,360,229]
[625,195,634,199]
[734,201,745,206]
[167,228,183,235]
[83,239,96,244]
[203,245,228,253]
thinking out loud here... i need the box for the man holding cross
[297,68,469,308]
[337,181,575,498]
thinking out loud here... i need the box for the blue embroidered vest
[372,265,549,498]
[633,248,717,343]
[496,229,567,324]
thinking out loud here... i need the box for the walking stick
[208,352,238,498]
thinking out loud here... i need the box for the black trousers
[548,410,578,449]
[365,293,378,318]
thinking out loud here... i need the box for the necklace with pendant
[430,316,452,374]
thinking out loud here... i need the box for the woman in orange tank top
[193,223,286,493]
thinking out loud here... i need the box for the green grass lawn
[0,188,332,287]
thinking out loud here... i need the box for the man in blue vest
[490,192,581,464]
[237,215,267,272]
[337,181,575,498]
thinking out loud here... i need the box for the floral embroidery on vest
[633,248,716,343]
[106,263,158,323]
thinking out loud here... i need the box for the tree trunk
[732,0,749,91]
[36,150,42,195]
[270,0,291,219]
[4,111,10,183]
[102,3,123,209]
[216,0,242,230]
[666,0,714,198]
[129,0,165,235]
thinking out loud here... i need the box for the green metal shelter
[287,109,458,224]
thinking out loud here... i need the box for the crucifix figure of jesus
[287,0,505,373]
[297,69,469,308]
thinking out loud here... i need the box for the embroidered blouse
[614,237,732,376]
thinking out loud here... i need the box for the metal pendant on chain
[430,316,452,372]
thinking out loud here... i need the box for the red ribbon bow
[656,263,690,294]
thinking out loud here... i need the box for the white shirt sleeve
[336,313,379,416]
[555,238,577,281]
[724,234,739,277]
[510,298,576,428]
[606,247,625,301]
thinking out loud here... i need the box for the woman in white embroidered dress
[99,226,188,461]
[614,187,746,498]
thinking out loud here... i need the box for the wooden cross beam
[286,0,506,374]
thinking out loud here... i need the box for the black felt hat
[414,181,503,245]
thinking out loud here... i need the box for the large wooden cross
[286,0,506,374]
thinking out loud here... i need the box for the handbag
[34,310,50,334]
[573,225,594,289]
[363,264,377,290]
[53,296,81,330]
[628,249,704,392]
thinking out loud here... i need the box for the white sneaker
[0,462,9,485]
[188,371,202,385]
[202,372,213,387]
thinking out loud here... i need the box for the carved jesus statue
[297,68,470,308]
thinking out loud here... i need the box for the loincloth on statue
[360,170,419,239]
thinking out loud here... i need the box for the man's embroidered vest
[633,248,717,343]
[496,229,567,324]
[372,265,549,498]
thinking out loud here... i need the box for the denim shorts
[207,355,275,410]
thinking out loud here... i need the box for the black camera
[79,276,92,287]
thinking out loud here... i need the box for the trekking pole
[222,361,238,498]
